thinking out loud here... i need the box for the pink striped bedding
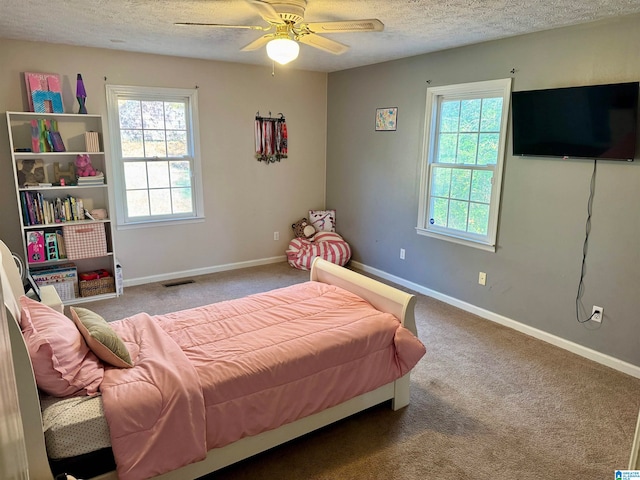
[101,281,426,480]
[286,231,351,270]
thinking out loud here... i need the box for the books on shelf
[29,118,66,153]
[45,232,59,261]
[20,191,87,225]
[24,228,68,264]
[26,230,45,263]
[84,131,100,152]
[76,172,105,185]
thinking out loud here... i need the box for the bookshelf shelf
[22,219,111,230]
[27,252,114,269]
[7,111,103,119]
[6,111,119,304]
[19,185,109,192]
[13,151,105,158]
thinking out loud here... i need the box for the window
[417,79,512,251]
[106,85,204,227]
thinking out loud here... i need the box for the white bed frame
[2,251,417,480]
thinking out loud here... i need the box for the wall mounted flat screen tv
[512,82,639,161]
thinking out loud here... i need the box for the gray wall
[327,15,640,366]
[0,39,327,282]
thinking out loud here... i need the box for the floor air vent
[162,279,195,288]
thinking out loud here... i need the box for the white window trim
[105,84,205,229]
[416,78,512,252]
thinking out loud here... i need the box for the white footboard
[310,257,418,335]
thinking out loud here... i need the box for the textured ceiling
[1,0,639,72]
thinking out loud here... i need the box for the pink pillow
[19,296,104,397]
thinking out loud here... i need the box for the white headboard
[0,248,30,480]
[1,242,55,479]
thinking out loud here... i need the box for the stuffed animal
[292,218,316,239]
[75,154,96,177]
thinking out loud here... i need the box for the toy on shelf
[75,154,96,177]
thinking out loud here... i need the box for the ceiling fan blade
[298,33,348,55]
[248,0,285,25]
[241,34,274,52]
[302,19,384,33]
[175,22,268,31]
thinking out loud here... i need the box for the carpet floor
[81,261,640,479]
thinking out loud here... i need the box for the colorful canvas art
[24,72,64,113]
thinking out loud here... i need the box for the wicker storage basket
[79,276,115,297]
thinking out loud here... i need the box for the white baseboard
[350,261,640,379]
[124,255,288,287]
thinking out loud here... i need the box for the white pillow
[309,209,336,232]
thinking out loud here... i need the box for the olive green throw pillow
[70,307,133,368]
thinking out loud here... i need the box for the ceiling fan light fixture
[266,37,300,65]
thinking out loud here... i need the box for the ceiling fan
[175,0,384,65]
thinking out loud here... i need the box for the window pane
[440,101,460,133]
[142,101,165,129]
[148,161,170,188]
[459,99,481,132]
[165,102,186,130]
[172,188,193,214]
[170,161,192,187]
[457,134,478,164]
[118,100,142,129]
[430,197,449,227]
[120,130,144,158]
[470,170,493,203]
[149,189,172,215]
[437,134,458,164]
[480,97,503,132]
[167,130,188,157]
[468,203,490,235]
[431,167,451,197]
[450,169,471,200]
[144,130,167,157]
[448,199,468,231]
[126,190,150,217]
[124,162,148,189]
[477,133,499,165]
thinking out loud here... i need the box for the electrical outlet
[591,305,603,323]
[478,272,487,286]
[400,248,405,260]
[274,231,279,241]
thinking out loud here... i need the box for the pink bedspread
[101,281,426,480]
[100,313,207,480]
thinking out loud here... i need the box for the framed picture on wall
[375,107,398,131]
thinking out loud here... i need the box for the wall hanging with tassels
[254,112,288,163]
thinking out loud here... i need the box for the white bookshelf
[6,111,119,304]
